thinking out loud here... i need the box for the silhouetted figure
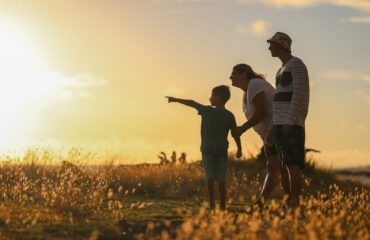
[230,63,289,208]
[166,85,242,210]
[267,32,310,208]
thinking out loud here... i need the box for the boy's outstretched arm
[166,96,203,109]
[231,128,242,158]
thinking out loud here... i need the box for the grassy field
[0,148,368,239]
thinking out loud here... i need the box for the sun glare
[0,20,65,151]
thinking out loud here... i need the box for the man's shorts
[202,153,228,182]
[275,125,305,169]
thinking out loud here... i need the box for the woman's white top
[243,78,275,145]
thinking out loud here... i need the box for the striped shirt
[273,57,309,127]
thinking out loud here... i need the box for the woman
[230,63,289,207]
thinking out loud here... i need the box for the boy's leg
[202,153,217,209]
[218,181,226,210]
[215,154,228,210]
[207,179,216,209]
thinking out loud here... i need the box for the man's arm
[234,91,267,136]
[284,60,309,135]
[165,96,204,110]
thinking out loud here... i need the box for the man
[267,32,310,208]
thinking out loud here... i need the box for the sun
[0,19,63,151]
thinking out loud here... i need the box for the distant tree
[158,152,170,164]
[171,151,177,164]
[158,151,188,165]
[178,152,187,164]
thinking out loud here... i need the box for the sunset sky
[0,0,369,168]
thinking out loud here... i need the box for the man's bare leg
[287,165,303,208]
[218,181,226,210]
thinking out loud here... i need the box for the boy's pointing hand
[165,96,176,103]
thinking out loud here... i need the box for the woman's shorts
[202,153,228,182]
[264,144,278,158]
[275,125,305,169]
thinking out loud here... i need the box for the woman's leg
[280,165,291,206]
[254,153,281,206]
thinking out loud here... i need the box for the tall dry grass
[0,148,368,239]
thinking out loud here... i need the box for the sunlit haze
[0,0,369,168]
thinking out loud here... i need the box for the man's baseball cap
[267,32,292,52]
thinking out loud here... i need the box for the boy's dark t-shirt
[196,105,237,155]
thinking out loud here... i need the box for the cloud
[235,20,270,37]
[330,0,370,12]
[322,70,370,107]
[321,70,358,81]
[346,16,370,24]
[148,0,225,3]
[258,0,319,8]
[39,71,106,102]
[360,74,370,83]
[170,7,211,15]
[251,20,269,37]
[0,0,65,7]
[64,73,106,88]
[239,0,370,12]
[355,124,368,131]
[176,0,211,2]
[321,69,370,83]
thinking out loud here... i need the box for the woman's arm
[231,129,242,158]
[239,91,267,133]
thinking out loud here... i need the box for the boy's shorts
[275,125,305,169]
[202,153,228,182]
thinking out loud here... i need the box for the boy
[166,85,242,210]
